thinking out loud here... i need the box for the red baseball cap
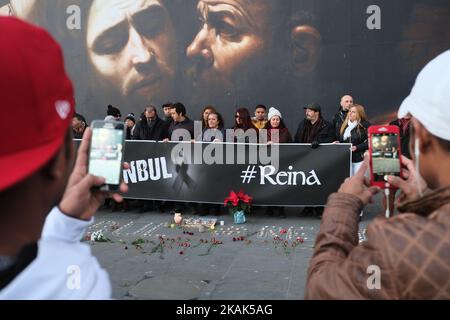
[0,17,75,192]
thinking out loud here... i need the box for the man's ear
[413,119,433,153]
[289,25,322,78]
[41,132,75,181]
[41,147,68,182]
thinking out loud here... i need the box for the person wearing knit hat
[294,103,334,218]
[0,17,128,299]
[125,113,136,122]
[264,107,292,219]
[107,104,121,120]
[268,107,282,121]
[124,113,136,140]
[265,107,292,144]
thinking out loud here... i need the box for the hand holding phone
[369,125,403,189]
[60,127,129,221]
[88,120,126,191]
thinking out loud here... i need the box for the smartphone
[88,120,125,191]
[368,125,403,189]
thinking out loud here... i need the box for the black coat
[294,119,335,144]
[168,118,195,141]
[198,128,227,142]
[332,108,349,141]
[133,117,167,141]
[339,120,370,163]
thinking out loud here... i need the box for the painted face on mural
[186,0,276,93]
[396,2,450,78]
[86,0,177,103]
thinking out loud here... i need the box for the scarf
[343,120,358,141]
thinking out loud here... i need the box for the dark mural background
[2,0,449,133]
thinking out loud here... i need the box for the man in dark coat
[133,106,167,141]
[332,95,354,141]
[167,102,195,141]
[132,106,167,213]
[295,103,335,147]
[295,103,335,218]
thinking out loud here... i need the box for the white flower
[90,230,107,242]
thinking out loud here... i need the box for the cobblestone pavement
[88,198,382,300]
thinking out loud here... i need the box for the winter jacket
[133,117,167,141]
[339,120,370,163]
[294,119,335,144]
[267,128,293,143]
[198,128,227,142]
[306,186,450,300]
[168,118,195,141]
[0,207,111,299]
[332,108,349,141]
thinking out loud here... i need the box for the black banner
[121,142,351,206]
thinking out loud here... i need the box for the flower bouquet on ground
[224,191,253,224]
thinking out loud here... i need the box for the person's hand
[333,141,340,144]
[267,141,274,146]
[338,156,380,206]
[59,128,129,221]
[163,138,170,143]
[351,146,357,152]
[387,156,427,204]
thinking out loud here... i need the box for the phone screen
[371,133,401,182]
[89,123,124,185]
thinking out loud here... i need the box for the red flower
[242,195,252,204]
[237,191,252,204]
[230,192,239,206]
[224,190,253,214]
[296,237,305,244]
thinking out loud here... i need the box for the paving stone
[88,205,381,300]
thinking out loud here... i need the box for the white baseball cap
[398,50,450,141]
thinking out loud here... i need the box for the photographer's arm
[305,159,396,299]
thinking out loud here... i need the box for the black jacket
[168,118,195,141]
[332,108,349,141]
[198,128,227,142]
[294,119,335,144]
[133,117,167,141]
[339,120,370,163]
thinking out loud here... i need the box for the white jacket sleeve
[0,207,112,300]
[41,207,94,242]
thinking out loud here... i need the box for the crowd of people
[2,18,448,300]
[72,95,412,218]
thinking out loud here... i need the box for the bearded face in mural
[85,0,178,109]
[185,0,322,108]
[1,0,449,126]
